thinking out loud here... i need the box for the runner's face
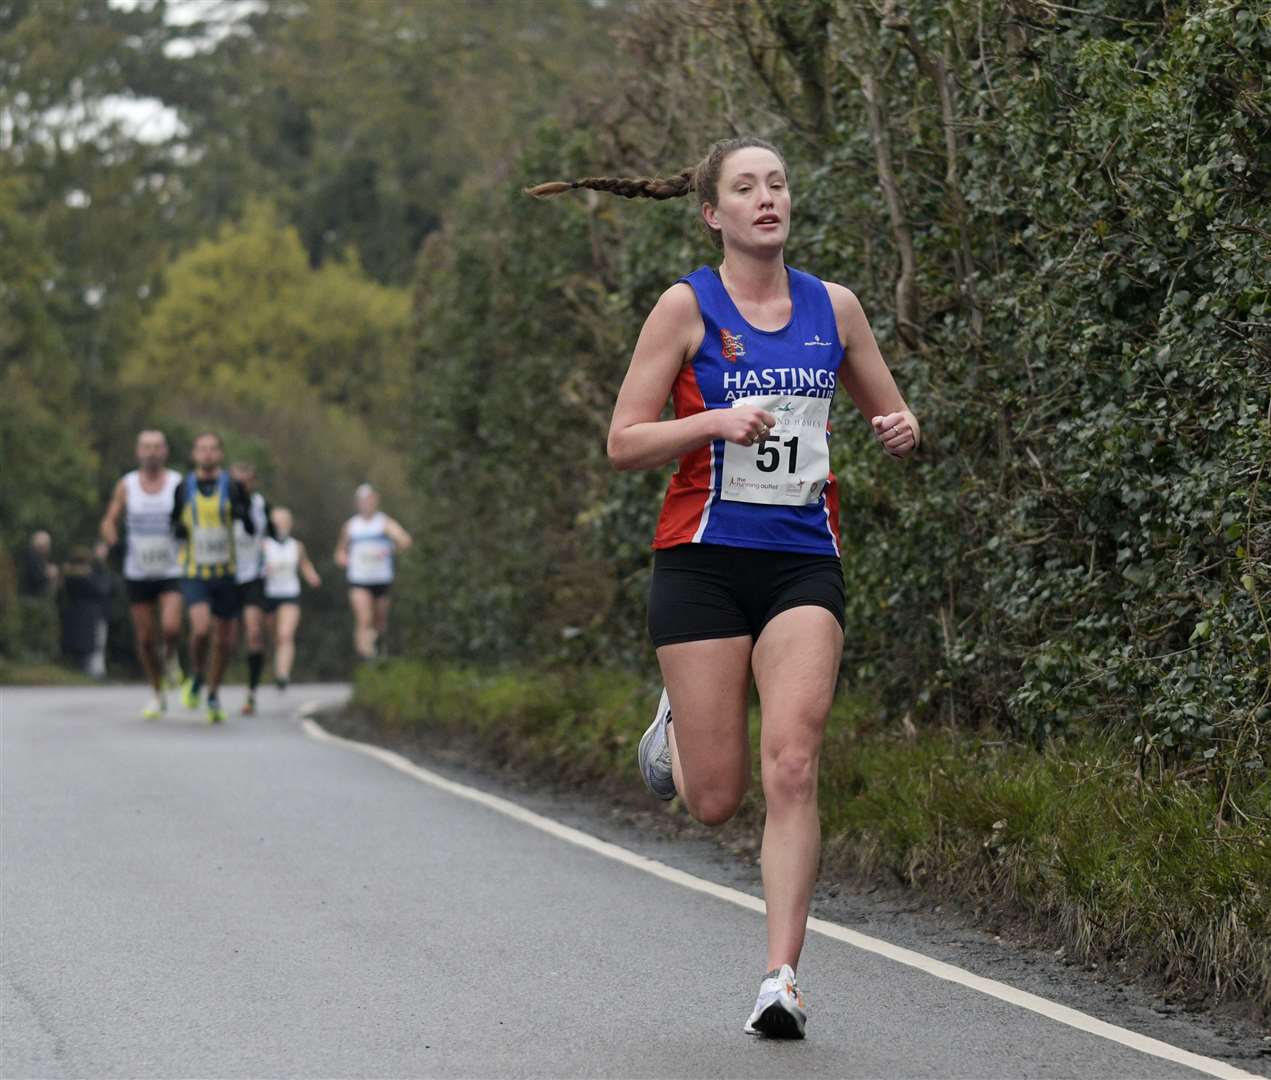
[703,147,790,253]
[357,492,379,516]
[136,434,168,470]
[272,509,292,537]
[192,437,222,471]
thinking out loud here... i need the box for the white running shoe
[743,964,807,1038]
[636,687,676,800]
[164,655,183,690]
[141,694,165,721]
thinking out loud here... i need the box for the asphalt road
[1,685,1262,1079]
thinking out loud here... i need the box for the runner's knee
[683,784,746,827]
[761,744,818,806]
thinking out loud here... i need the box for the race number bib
[133,535,175,573]
[351,544,390,579]
[721,394,831,506]
[192,526,231,567]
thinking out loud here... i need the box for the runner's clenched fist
[871,411,919,458]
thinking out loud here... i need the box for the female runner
[261,507,322,690]
[529,137,920,1038]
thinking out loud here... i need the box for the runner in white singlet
[99,430,184,719]
[261,507,322,689]
[334,484,412,660]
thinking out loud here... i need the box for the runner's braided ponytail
[525,138,789,249]
[525,171,695,201]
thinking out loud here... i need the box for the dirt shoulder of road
[321,682,1270,1074]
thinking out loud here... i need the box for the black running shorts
[647,543,846,648]
[126,578,181,605]
[181,577,241,620]
[237,578,266,610]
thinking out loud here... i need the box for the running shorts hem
[181,577,241,619]
[126,578,181,604]
[349,582,392,599]
[262,596,300,614]
[237,578,266,609]
[647,543,845,649]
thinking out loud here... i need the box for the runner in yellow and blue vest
[169,432,257,724]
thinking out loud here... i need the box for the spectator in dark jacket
[18,531,58,597]
[60,545,114,677]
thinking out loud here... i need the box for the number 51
[756,435,799,474]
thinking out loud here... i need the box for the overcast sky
[100,0,265,142]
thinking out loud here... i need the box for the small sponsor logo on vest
[721,328,745,362]
[804,333,832,347]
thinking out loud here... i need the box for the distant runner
[334,484,412,660]
[261,507,322,690]
[172,432,256,724]
[230,463,277,716]
[99,430,184,719]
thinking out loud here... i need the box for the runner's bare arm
[334,523,349,568]
[297,542,322,588]
[384,518,412,553]
[99,479,127,547]
[608,284,776,471]
[826,282,921,458]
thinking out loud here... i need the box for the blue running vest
[652,265,843,556]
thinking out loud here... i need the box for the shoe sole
[748,1002,806,1039]
[637,719,675,800]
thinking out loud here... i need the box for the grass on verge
[0,660,96,686]
[351,660,1270,1020]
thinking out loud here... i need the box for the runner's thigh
[656,635,753,790]
[158,590,183,633]
[129,602,156,640]
[751,605,842,753]
[186,602,211,635]
[278,604,301,638]
[348,587,373,622]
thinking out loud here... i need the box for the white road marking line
[300,715,1259,1080]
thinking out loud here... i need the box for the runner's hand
[717,407,779,447]
[871,411,918,458]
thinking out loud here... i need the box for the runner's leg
[275,604,300,681]
[349,587,375,659]
[129,602,162,693]
[187,601,212,686]
[242,601,264,700]
[158,590,183,679]
[750,606,842,973]
[654,636,753,825]
[208,616,238,697]
[372,593,391,654]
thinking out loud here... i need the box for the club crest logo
[721,328,745,362]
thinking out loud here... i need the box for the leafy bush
[401,2,1269,802]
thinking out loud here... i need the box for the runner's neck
[137,466,168,492]
[718,251,789,307]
